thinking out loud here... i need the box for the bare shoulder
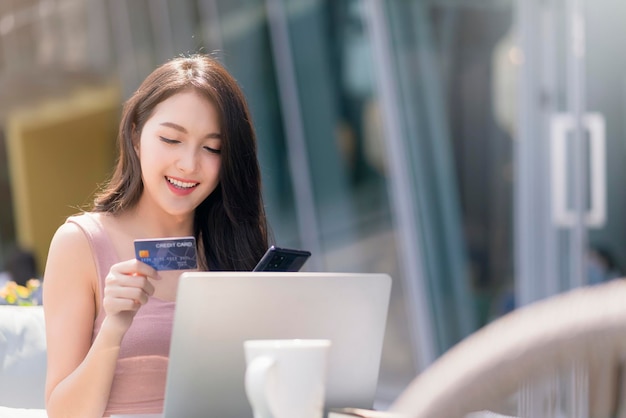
[44,217,98,295]
[47,219,93,264]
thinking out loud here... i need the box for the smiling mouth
[166,176,199,189]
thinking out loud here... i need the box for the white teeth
[166,177,198,189]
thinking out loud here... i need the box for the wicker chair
[386,279,626,418]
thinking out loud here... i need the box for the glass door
[516,0,593,309]
[366,0,517,361]
[515,0,623,415]
[516,0,621,307]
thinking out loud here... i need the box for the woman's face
[134,89,222,218]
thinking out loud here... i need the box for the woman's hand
[102,259,160,335]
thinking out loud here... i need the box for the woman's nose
[176,147,199,173]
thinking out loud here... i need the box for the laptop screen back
[163,272,392,418]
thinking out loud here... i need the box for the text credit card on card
[134,236,198,271]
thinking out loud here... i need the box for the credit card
[134,236,198,271]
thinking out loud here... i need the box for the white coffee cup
[244,339,331,418]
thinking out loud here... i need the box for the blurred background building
[0,0,624,407]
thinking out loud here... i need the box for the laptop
[163,271,392,418]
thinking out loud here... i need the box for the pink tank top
[67,213,175,417]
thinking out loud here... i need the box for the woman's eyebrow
[159,122,222,139]
[160,121,188,133]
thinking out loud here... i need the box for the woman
[43,54,269,418]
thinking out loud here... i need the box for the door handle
[550,113,606,228]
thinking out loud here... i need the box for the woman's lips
[165,176,199,196]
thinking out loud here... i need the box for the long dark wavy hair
[93,54,269,271]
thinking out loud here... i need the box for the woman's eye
[159,136,179,144]
[204,146,221,155]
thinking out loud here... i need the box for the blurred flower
[0,279,41,306]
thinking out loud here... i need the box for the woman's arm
[43,222,158,418]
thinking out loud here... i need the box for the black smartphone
[253,246,312,272]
